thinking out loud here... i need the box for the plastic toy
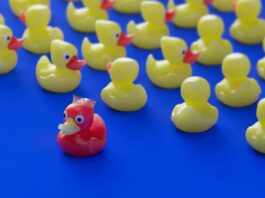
[0,24,24,74]
[82,20,132,71]
[57,96,107,157]
[215,53,261,107]
[114,0,151,14]
[171,76,219,133]
[101,57,147,111]
[257,37,265,79]
[246,98,265,154]
[191,15,233,66]
[168,0,212,28]
[36,40,86,93]
[0,14,5,24]
[19,5,64,54]
[9,0,50,17]
[67,0,114,33]
[127,1,175,49]
[230,0,265,44]
[212,0,234,12]
[146,36,198,89]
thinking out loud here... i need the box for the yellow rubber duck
[127,1,175,49]
[19,5,64,54]
[257,37,265,79]
[212,0,234,12]
[36,40,86,93]
[168,0,212,28]
[191,15,233,66]
[101,57,147,112]
[9,0,50,16]
[82,20,133,71]
[246,98,265,154]
[215,53,261,107]
[0,24,24,74]
[146,36,199,89]
[67,0,114,33]
[0,14,5,24]
[171,76,219,133]
[114,0,151,14]
[230,0,265,44]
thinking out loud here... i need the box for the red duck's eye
[75,116,84,124]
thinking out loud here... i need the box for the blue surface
[1,0,265,197]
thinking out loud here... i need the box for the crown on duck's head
[73,95,96,107]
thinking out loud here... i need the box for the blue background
[0,0,265,197]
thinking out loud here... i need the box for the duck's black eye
[75,116,84,124]
[115,33,120,38]
[181,49,186,55]
[63,112,67,119]
[64,54,70,60]
[5,35,10,41]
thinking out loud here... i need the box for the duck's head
[161,37,199,65]
[0,25,24,51]
[51,40,86,70]
[222,53,250,80]
[19,5,51,28]
[96,20,133,47]
[233,0,261,22]
[181,76,211,103]
[257,99,265,124]
[82,0,115,10]
[107,58,139,84]
[198,15,224,41]
[187,0,213,6]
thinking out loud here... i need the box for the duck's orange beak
[19,11,26,24]
[165,9,176,22]
[117,33,133,46]
[183,49,199,64]
[8,36,24,50]
[203,0,213,5]
[106,62,112,73]
[66,55,86,70]
[101,0,115,10]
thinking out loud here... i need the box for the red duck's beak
[183,49,199,64]
[19,11,26,24]
[66,55,86,70]
[117,33,133,46]
[106,62,112,73]
[101,0,115,10]
[165,9,176,22]
[232,0,238,11]
[8,36,24,50]
[203,0,213,5]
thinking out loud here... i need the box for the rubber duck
[246,98,265,154]
[127,1,175,49]
[171,76,219,133]
[191,15,233,66]
[0,14,5,24]
[9,0,50,16]
[57,96,107,157]
[101,57,147,111]
[168,0,213,28]
[146,36,199,89]
[215,53,261,107]
[212,0,234,12]
[230,0,265,44]
[114,0,151,14]
[36,40,86,93]
[257,37,265,79]
[19,5,64,54]
[0,24,24,74]
[82,20,133,71]
[67,0,114,33]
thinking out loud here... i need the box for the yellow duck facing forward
[212,0,234,12]
[82,20,133,71]
[257,38,265,79]
[171,76,219,133]
[146,36,199,89]
[36,40,86,93]
[67,0,114,33]
[114,0,151,14]
[101,58,147,112]
[215,53,261,107]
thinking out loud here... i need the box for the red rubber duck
[57,96,107,157]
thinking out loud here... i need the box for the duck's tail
[66,2,81,27]
[36,56,52,76]
[51,27,64,41]
[81,37,92,61]
[146,54,157,73]
[168,0,175,10]
[127,20,136,35]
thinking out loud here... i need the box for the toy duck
[9,0,50,16]
[19,5,64,54]
[257,37,265,79]
[57,96,107,157]
[36,40,86,93]
[101,57,147,112]
[230,0,265,44]
[246,98,265,154]
[114,0,151,14]
[127,1,175,49]
[215,53,261,107]
[168,0,212,28]
[82,20,133,71]
[191,15,233,66]
[146,36,199,89]
[67,0,114,33]
[0,14,5,24]
[0,24,24,74]
[212,0,234,12]
[171,76,219,133]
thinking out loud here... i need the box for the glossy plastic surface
[114,0,150,14]
[212,0,234,12]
